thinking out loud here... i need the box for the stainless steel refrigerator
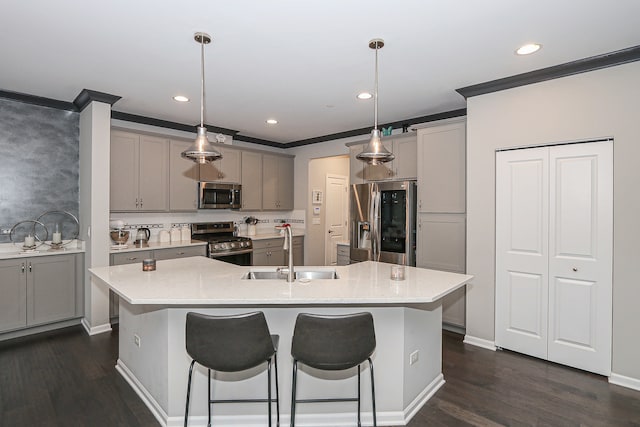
[350,181,417,266]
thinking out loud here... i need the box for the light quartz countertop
[0,241,85,260]
[89,257,472,306]
[109,240,207,254]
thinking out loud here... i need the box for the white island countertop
[89,256,472,306]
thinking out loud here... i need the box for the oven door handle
[209,248,254,257]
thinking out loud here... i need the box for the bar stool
[184,311,280,427]
[290,312,376,427]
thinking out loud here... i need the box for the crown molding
[456,45,640,99]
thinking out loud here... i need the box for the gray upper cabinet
[349,145,366,185]
[417,120,466,213]
[241,151,263,210]
[348,133,417,182]
[169,140,199,211]
[262,154,294,210]
[111,130,168,212]
[199,145,241,183]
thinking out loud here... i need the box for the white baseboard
[81,318,112,336]
[463,334,496,351]
[609,372,640,391]
[117,359,442,427]
[116,359,170,426]
[402,373,445,423]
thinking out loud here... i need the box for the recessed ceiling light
[516,43,542,55]
[173,95,189,102]
[266,119,278,125]
[357,92,373,100]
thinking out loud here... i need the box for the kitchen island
[89,257,472,427]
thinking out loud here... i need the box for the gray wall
[466,61,640,380]
[0,98,79,242]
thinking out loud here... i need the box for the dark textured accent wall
[0,98,79,242]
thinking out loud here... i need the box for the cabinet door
[0,259,27,332]
[417,121,466,213]
[349,145,366,185]
[169,140,199,211]
[416,213,466,273]
[110,131,139,211]
[154,245,206,260]
[262,154,279,209]
[219,146,241,183]
[364,140,394,181]
[138,135,168,211]
[277,156,294,210]
[241,151,263,210]
[289,236,304,266]
[393,136,417,179]
[199,145,240,183]
[269,248,285,266]
[27,255,77,326]
[252,248,269,266]
[416,213,466,328]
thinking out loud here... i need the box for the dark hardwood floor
[1,327,638,426]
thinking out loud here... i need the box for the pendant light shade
[357,38,394,165]
[181,32,222,164]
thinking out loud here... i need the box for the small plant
[244,216,259,225]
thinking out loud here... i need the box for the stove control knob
[232,242,240,249]
[223,243,231,250]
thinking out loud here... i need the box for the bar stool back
[290,312,376,427]
[184,311,279,427]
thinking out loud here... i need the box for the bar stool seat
[290,312,376,427]
[184,311,279,427]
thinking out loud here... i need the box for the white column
[79,101,112,335]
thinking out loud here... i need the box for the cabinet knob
[139,198,143,208]
[127,257,137,261]
[572,267,578,272]
[177,252,185,255]
[21,263,25,273]
[29,263,32,272]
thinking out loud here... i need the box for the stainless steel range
[191,222,253,265]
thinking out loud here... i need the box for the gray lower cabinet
[252,238,285,266]
[288,236,304,266]
[337,243,350,266]
[154,245,206,260]
[0,254,82,334]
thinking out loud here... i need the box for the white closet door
[496,141,612,376]
[547,142,612,375]
[495,147,549,359]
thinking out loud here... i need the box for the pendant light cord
[200,35,205,128]
[373,43,379,130]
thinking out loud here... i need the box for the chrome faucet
[275,224,294,282]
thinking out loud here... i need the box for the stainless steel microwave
[198,182,241,209]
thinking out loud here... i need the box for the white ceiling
[2,0,639,144]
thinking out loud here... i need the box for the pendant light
[356,38,394,165]
[181,32,223,164]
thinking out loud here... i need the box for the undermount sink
[242,269,339,280]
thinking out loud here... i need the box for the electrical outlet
[409,350,419,365]
[134,334,141,347]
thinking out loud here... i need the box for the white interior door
[496,141,612,376]
[547,142,612,375]
[325,174,348,265]
[495,147,550,359]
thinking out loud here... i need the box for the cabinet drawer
[154,246,206,260]
[252,238,283,250]
[111,251,153,265]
